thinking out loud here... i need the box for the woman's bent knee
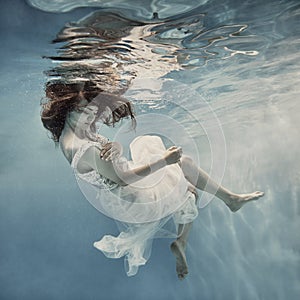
[180,155,194,166]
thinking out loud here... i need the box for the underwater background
[0,0,299,299]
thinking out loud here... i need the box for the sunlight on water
[27,0,210,17]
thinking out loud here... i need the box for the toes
[245,191,264,201]
[255,191,264,196]
[252,191,264,200]
[178,271,188,280]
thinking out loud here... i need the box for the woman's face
[79,105,98,127]
[69,104,99,131]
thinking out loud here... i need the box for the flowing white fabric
[71,135,198,276]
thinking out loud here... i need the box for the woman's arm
[77,145,182,186]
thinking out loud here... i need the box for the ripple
[27,0,209,18]
[43,6,262,99]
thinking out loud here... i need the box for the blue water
[0,0,299,299]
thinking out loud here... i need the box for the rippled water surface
[0,0,299,299]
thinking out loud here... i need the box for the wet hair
[41,81,135,142]
[41,12,141,143]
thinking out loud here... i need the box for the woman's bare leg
[180,155,264,212]
[171,222,193,280]
[171,186,197,280]
[170,157,264,279]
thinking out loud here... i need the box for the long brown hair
[41,12,141,143]
[41,81,135,142]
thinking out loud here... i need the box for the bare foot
[226,191,264,212]
[170,240,188,280]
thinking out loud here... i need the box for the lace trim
[71,138,119,190]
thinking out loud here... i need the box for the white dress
[71,135,198,276]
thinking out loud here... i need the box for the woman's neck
[60,121,94,163]
[65,115,99,139]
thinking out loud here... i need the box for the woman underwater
[41,11,264,279]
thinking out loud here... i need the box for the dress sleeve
[71,141,120,190]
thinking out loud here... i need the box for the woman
[41,81,264,279]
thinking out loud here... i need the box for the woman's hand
[164,146,182,165]
[100,142,123,161]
